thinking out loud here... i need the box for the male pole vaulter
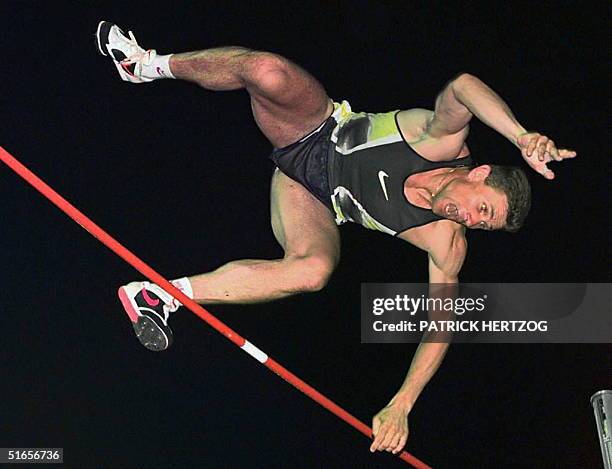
[96,21,577,455]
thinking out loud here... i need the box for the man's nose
[466,211,481,228]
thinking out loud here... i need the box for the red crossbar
[0,146,431,468]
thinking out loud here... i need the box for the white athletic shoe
[95,20,159,83]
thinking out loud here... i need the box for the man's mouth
[444,203,466,223]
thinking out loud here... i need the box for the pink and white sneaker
[118,281,179,351]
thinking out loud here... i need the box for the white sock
[142,52,175,80]
[170,277,194,307]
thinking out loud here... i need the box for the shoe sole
[118,286,171,351]
[95,20,112,56]
[132,316,171,352]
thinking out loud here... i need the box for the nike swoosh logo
[141,288,160,307]
[378,170,390,201]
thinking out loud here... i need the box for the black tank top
[327,105,474,236]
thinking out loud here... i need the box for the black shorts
[269,115,336,211]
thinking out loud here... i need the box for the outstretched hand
[517,132,577,180]
[370,403,409,455]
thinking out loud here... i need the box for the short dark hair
[484,165,531,232]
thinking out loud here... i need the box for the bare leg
[164,48,339,302]
[187,170,340,304]
[169,47,333,148]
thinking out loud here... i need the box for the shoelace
[163,300,180,317]
[120,30,156,66]
[141,282,179,320]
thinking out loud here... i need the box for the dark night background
[1,2,610,468]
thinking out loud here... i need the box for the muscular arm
[429,73,527,146]
[391,228,465,410]
[427,73,577,177]
[371,224,466,454]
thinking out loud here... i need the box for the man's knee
[244,52,292,101]
[288,254,336,293]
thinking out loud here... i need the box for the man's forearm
[453,74,527,146]
[389,341,449,411]
[387,258,460,411]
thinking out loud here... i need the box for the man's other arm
[388,228,465,410]
[370,225,466,454]
[428,72,527,145]
[429,73,577,177]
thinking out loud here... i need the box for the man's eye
[480,203,487,214]
[479,221,487,229]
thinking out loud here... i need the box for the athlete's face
[432,165,508,230]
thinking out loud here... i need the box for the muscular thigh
[248,54,334,149]
[270,169,340,264]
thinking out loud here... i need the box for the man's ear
[467,164,491,182]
